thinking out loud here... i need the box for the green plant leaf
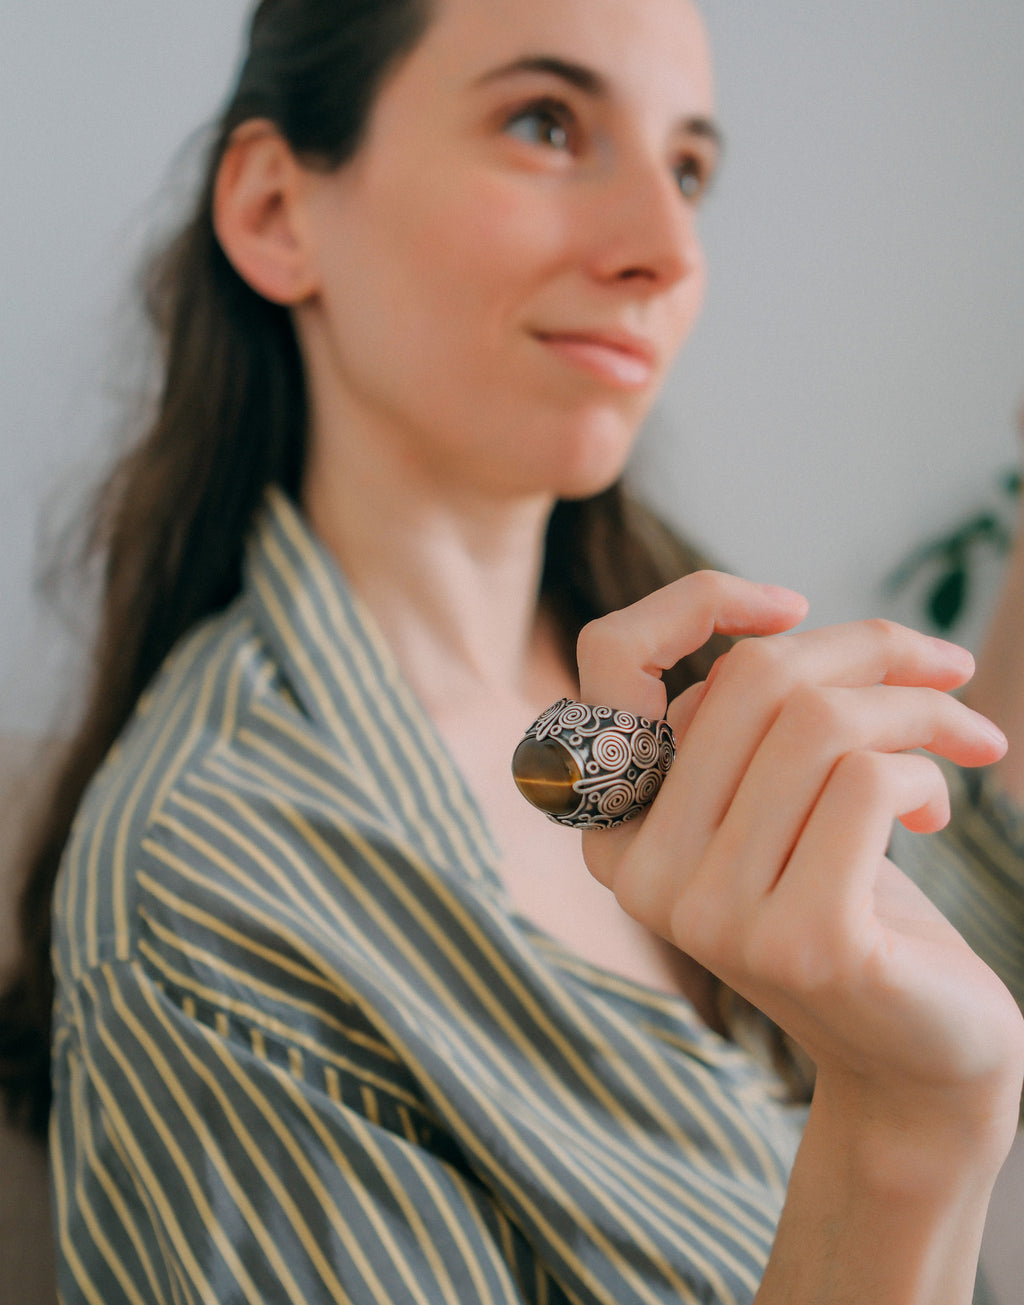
[927,567,968,631]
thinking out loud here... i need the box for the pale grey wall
[636,1,1024,636]
[1,0,252,733]
[2,1,1022,735]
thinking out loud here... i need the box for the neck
[301,422,570,717]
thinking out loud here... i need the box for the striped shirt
[51,487,1024,1305]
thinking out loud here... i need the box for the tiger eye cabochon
[512,734,584,817]
[511,699,675,830]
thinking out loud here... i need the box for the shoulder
[53,584,431,983]
[54,598,304,979]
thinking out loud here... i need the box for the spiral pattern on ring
[630,728,659,766]
[591,731,631,773]
[634,771,662,805]
[597,782,635,815]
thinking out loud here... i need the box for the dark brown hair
[0,0,725,1139]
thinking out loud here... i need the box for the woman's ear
[213,121,320,305]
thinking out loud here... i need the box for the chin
[549,463,629,503]
[542,406,645,500]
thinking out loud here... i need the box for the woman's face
[296,0,717,504]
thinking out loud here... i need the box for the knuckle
[673,569,738,629]
[718,631,789,684]
[576,612,624,668]
[742,911,845,995]
[931,684,964,714]
[732,922,775,984]
[861,616,906,649]
[774,940,842,996]
[831,748,889,801]
[863,616,901,638]
[901,751,944,790]
[917,685,955,731]
[575,617,603,665]
[668,884,729,960]
[779,683,845,744]
[683,568,725,603]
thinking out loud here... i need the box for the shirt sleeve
[888,763,1024,1010]
[51,958,540,1305]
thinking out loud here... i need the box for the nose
[587,151,702,292]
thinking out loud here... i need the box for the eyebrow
[472,54,724,150]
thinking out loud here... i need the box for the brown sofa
[0,736,56,1305]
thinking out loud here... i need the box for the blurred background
[0,3,1022,1300]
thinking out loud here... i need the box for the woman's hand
[577,572,1024,1144]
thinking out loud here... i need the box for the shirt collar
[244,486,500,883]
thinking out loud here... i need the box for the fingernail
[977,716,1008,748]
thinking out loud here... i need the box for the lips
[533,328,658,390]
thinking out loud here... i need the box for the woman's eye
[675,155,710,202]
[504,102,574,151]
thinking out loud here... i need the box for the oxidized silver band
[511,698,675,830]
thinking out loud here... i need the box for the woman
[3,0,1024,1300]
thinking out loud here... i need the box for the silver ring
[511,698,675,830]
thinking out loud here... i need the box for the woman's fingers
[647,621,995,853]
[664,679,709,739]
[582,594,976,737]
[682,622,978,793]
[726,683,1000,857]
[744,752,1020,1090]
[611,730,949,943]
[657,683,1003,898]
[672,752,940,973]
[576,572,808,719]
[770,751,948,928]
[592,657,1004,937]
[707,618,977,698]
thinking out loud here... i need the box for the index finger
[576,571,809,720]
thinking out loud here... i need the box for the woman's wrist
[807,1066,1017,1204]
[755,1071,1010,1305]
